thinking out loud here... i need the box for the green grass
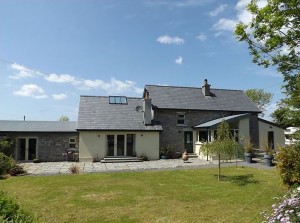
[0,167,286,223]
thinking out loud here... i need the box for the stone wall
[154,109,241,152]
[4,132,79,162]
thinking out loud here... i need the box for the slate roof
[0,120,77,132]
[77,96,163,131]
[145,85,261,113]
[194,114,250,129]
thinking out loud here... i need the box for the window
[109,96,128,104]
[177,113,185,125]
[69,138,76,148]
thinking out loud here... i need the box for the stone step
[100,156,142,163]
[188,153,199,158]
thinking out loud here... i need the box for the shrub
[69,165,80,174]
[276,144,300,187]
[0,191,34,222]
[261,187,300,222]
[138,153,149,161]
[0,137,14,156]
[0,153,14,175]
[9,164,26,176]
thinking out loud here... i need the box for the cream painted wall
[258,121,285,151]
[79,131,160,161]
[238,117,250,143]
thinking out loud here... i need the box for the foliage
[138,153,149,161]
[159,145,175,158]
[245,89,273,117]
[276,144,300,187]
[261,187,300,223]
[9,164,26,176]
[243,137,254,153]
[0,137,14,156]
[271,103,298,128]
[0,191,34,223]
[58,115,70,121]
[263,138,274,156]
[69,165,80,174]
[204,120,242,180]
[235,0,300,126]
[0,153,14,176]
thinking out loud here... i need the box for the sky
[0,0,284,121]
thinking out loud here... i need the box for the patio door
[107,134,125,156]
[17,138,37,161]
[106,134,135,157]
[184,131,193,153]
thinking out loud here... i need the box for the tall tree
[58,115,69,122]
[245,89,273,117]
[235,0,300,125]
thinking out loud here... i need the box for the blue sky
[0,0,283,121]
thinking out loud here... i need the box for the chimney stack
[143,90,152,125]
[202,79,211,96]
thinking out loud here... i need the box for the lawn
[0,166,286,223]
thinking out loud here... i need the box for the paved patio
[20,158,274,175]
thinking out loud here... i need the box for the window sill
[176,124,187,127]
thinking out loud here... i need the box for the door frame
[106,134,126,157]
[16,137,38,161]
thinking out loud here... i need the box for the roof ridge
[145,84,243,92]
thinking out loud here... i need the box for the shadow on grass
[213,174,260,186]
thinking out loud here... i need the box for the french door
[17,138,37,161]
[106,134,135,157]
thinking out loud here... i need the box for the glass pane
[117,135,125,156]
[109,97,115,104]
[18,138,26,160]
[127,134,135,156]
[107,135,114,156]
[28,138,37,160]
[199,131,208,142]
[121,97,127,104]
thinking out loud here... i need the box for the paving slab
[19,158,274,176]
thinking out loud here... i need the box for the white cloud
[212,0,268,36]
[156,35,184,45]
[13,84,48,99]
[45,73,77,84]
[9,64,36,79]
[209,4,227,17]
[52,93,67,100]
[81,77,143,94]
[175,56,183,65]
[196,33,207,41]
[213,18,237,32]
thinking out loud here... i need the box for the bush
[0,137,14,156]
[138,154,149,161]
[69,165,80,174]
[0,191,34,223]
[9,164,26,176]
[276,144,300,187]
[0,153,14,175]
[261,187,300,222]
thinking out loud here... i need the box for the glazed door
[18,138,37,161]
[184,131,193,153]
[268,131,274,149]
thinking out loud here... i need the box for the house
[0,79,285,162]
[77,79,285,161]
[0,120,78,161]
[77,96,163,161]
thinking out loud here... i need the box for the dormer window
[109,96,128,104]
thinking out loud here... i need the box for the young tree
[245,89,273,117]
[58,115,70,122]
[235,0,300,125]
[204,120,239,181]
